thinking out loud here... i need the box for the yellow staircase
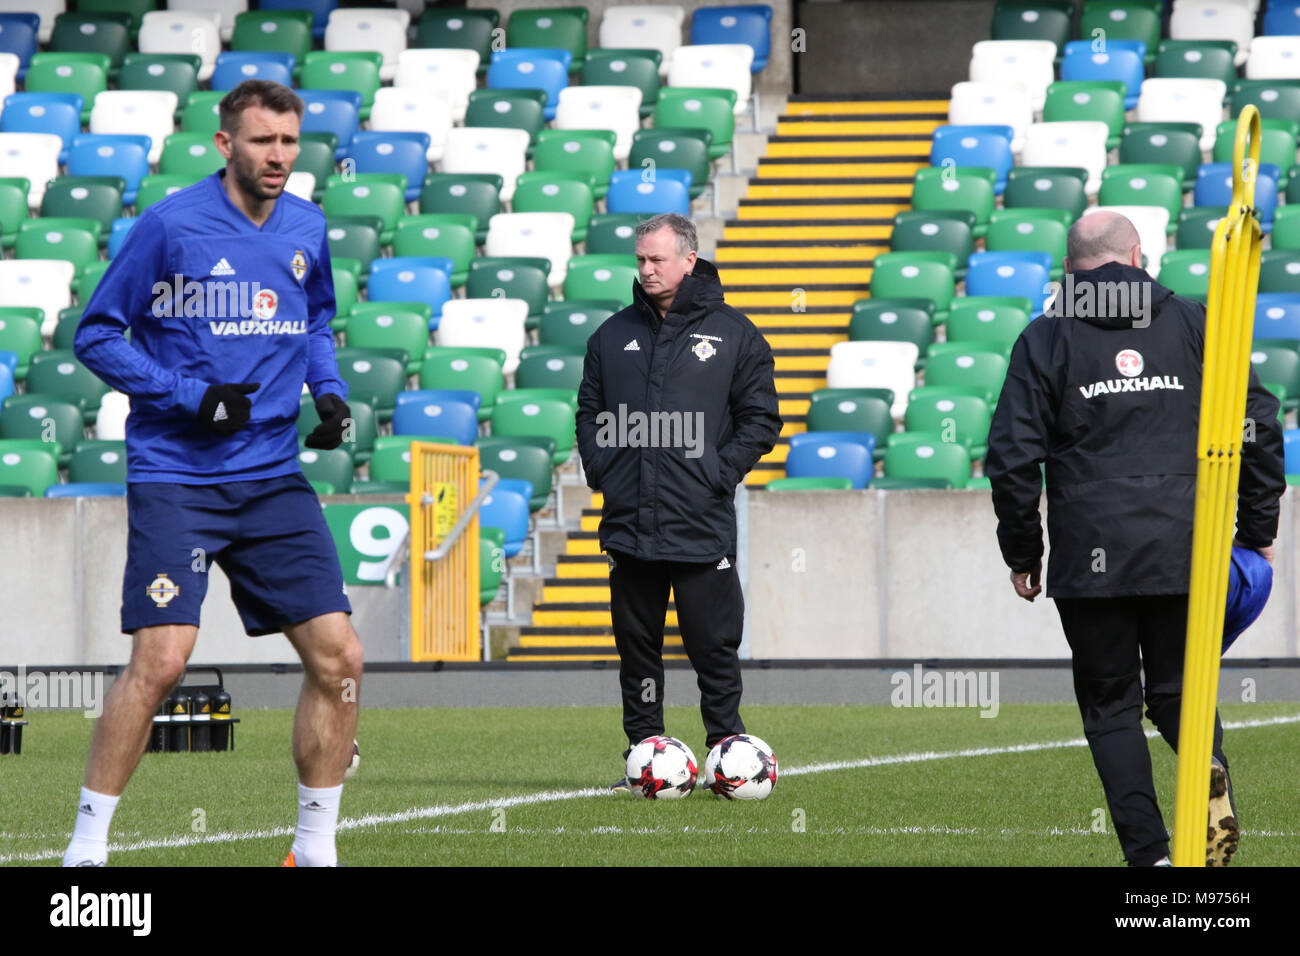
[717,95,946,487]
[506,96,946,660]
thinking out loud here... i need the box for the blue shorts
[122,472,352,636]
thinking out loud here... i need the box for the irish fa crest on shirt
[291,249,308,282]
[690,332,721,362]
[147,573,179,607]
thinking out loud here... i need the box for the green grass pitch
[4,702,1299,866]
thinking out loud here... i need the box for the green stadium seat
[420,173,503,244]
[77,0,155,35]
[868,252,956,322]
[345,308,430,375]
[0,311,43,380]
[1002,166,1088,221]
[1098,164,1185,231]
[68,439,127,484]
[416,8,499,71]
[515,351,585,392]
[563,255,638,307]
[1231,81,1300,125]
[490,397,576,466]
[1154,40,1237,85]
[1213,119,1298,178]
[466,258,552,323]
[807,391,893,460]
[584,213,646,256]
[984,209,1069,280]
[232,12,314,80]
[869,476,954,490]
[419,352,504,423]
[904,388,993,460]
[653,87,736,164]
[40,177,124,240]
[507,7,588,72]
[583,49,662,118]
[765,476,855,491]
[628,128,712,201]
[393,215,478,287]
[297,446,354,494]
[25,54,109,122]
[332,266,358,329]
[1251,344,1300,413]
[301,52,383,120]
[1175,207,1228,250]
[848,299,933,361]
[0,441,59,496]
[26,350,110,421]
[297,395,377,464]
[49,14,131,74]
[0,178,31,249]
[890,211,976,278]
[296,133,338,203]
[495,387,577,412]
[179,91,224,135]
[1080,2,1161,66]
[364,434,456,488]
[1259,251,1300,295]
[118,53,201,104]
[465,89,547,147]
[52,307,83,352]
[322,176,406,246]
[325,215,384,279]
[1159,249,1212,302]
[533,130,618,201]
[538,301,620,348]
[922,349,1008,406]
[1118,123,1204,191]
[15,218,102,275]
[1044,81,1126,150]
[479,532,504,606]
[0,395,83,464]
[336,352,407,422]
[910,167,996,239]
[882,439,971,489]
[946,298,1030,352]
[992,2,1072,51]
[512,170,596,243]
[159,132,225,179]
[475,437,553,511]
[77,261,112,303]
[1269,206,1300,252]
[135,174,201,212]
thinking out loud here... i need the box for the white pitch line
[5,712,1298,865]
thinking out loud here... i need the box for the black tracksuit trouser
[1055,594,1231,866]
[608,549,746,756]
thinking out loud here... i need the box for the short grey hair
[1067,213,1141,269]
[635,213,698,256]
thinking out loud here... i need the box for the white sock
[62,787,120,866]
[290,783,342,867]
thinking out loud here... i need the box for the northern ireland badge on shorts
[147,573,180,607]
[291,249,308,282]
[252,288,279,320]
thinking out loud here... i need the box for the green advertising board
[321,503,410,585]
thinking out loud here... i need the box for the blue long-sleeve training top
[74,170,349,484]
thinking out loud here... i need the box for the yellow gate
[408,442,481,661]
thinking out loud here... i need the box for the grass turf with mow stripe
[3,703,1298,866]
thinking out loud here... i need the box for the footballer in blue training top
[63,80,364,869]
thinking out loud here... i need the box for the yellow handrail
[1172,106,1263,866]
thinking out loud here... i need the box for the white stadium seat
[1020,121,1110,197]
[394,49,480,124]
[166,0,249,43]
[1135,78,1226,152]
[436,298,529,376]
[1245,36,1300,81]
[138,12,222,82]
[826,341,921,421]
[90,91,178,165]
[0,53,18,103]
[1083,205,1171,279]
[284,171,315,202]
[0,259,74,336]
[94,392,130,441]
[668,44,754,117]
[600,5,686,76]
[324,9,409,82]
[969,39,1056,112]
[369,87,454,165]
[439,126,530,202]
[554,86,643,163]
[948,81,1033,154]
[0,131,62,210]
[485,212,576,289]
[1170,2,1253,66]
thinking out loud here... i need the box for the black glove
[198,382,260,436]
[305,393,351,450]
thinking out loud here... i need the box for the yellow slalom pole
[1172,106,1263,866]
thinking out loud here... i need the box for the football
[704,735,777,800]
[344,739,360,779]
[625,735,698,799]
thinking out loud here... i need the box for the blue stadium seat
[787,430,877,459]
[396,388,483,417]
[487,49,571,120]
[107,217,136,258]
[0,14,39,81]
[299,90,361,158]
[0,350,16,378]
[367,259,453,325]
[484,476,534,506]
[1195,162,1279,232]
[478,485,530,558]
[0,363,12,404]
[45,482,127,498]
[391,397,480,446]
[211,52,296,90]
[930,125,1014,194]
[260,0,337,41]
[1264,2,1300,36]
[1061,40,1145,109]
[785,440,872,489]
[965,251,1053,312]
[1,93,83,162]
[67,134,151,206]
[1285,428,1300,474]
[606,169,691,215]
[690,5,773,73]
[1254,293,1300,340]
[343,132,430,202]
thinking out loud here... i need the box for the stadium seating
[600,5,684,73]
